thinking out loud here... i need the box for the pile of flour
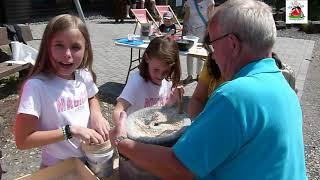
[126,106,191,144]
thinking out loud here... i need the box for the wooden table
[0,62,31,79]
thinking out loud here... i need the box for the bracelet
[65,125,72,139]
[61,126,67,140]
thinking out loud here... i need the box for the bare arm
[89,96,109,140]
[15,114,64,149]
[15,114,104,150]
[188,80,209,119]
[112,98,131,124]
[109,112,195,179]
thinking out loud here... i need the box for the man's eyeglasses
[207,33,231,53]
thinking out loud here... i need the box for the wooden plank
[15,158,99,180]
[0,63,31,79]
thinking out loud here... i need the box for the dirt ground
[0,77,116,179]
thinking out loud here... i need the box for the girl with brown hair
[112,36,182,124]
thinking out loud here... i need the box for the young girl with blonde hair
[15,14,109,167]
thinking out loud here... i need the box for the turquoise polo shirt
[173,58,307,180]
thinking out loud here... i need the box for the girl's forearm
[89,96,103,118]
[16,129,65,150]
[112,108,123,124]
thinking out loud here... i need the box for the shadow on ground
[0,78,21,100]
[98,81,125,105]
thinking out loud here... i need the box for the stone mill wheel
[125,105,191,146]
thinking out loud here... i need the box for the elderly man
[109,0,307,179]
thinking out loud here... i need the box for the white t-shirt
[17,69,99,166]
[186,0,215,41]
[119,71,173,115]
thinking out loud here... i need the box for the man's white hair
[213,0,276,52]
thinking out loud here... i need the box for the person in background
[158,11,177,35]
[114,0,126,23]
[182,0,215,84]
[14,14,109,168]
[126,0,137,19]
[188,34,224,119]
[272,52,296,91]
[108,0,307,179]
[140,0,157,18]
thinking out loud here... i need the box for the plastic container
[128,34,141,41]
[81,141,114,178]
[10,41,38,65]
[176,39,194,51]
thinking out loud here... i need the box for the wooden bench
[0,25,34,80]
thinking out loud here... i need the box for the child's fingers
[176,86,184,96]
[91,130,104,144]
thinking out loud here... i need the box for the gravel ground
[0,23,319,179]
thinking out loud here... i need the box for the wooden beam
[0,63,31,79]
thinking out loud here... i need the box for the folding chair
[155,5,183,33]
[131,8,160,34]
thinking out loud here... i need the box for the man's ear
[230,34,241,56]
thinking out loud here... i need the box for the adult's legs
[183,56,203,84]
[196,58,204,79]
[149,0,156,17]
[126,0,137,18]
[126,0,131,18]
[184,55,194,84]
[140,0,145,9]
[114,0,126,23]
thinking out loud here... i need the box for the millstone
[125,105,191,145]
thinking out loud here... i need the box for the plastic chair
[155,5,183,33]
[130,8,160,34]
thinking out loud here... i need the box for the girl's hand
[90,115,109,141]
[173,85,184,103]
[70,125,104,145]
[109,111,128,146]
[166,86,184,106]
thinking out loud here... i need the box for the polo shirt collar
[233,58,280,79]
